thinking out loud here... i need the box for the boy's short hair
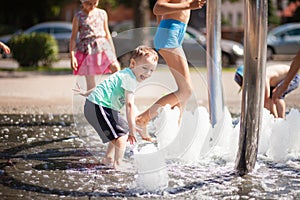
[130,45,158,62]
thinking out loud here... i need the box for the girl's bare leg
[136,47,193,127]
[85,75,96,90]
[109,60,120,73]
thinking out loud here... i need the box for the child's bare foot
[101,157,113,166]
[137,126,156,143]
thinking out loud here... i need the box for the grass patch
[0,66,72,73]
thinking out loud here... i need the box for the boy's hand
[127,134,137,145]
[72,83,87,96]
[190,0,206,10]
[272,84,288,103]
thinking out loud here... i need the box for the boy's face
[130,56,157,82]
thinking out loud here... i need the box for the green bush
[9,33,58,67]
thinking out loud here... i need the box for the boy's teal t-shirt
[87,68,137,110]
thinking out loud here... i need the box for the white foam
[148,106,300,163]
[132,105,300,192]
[133,144,169,192]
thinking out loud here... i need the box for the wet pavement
[0,57,299,199]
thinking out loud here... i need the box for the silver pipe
[206,0,224,127]
[235,0,268,176]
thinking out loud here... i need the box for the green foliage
[9,33,58,67]
[268,0,280,25]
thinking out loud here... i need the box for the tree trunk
[133,0,150,47]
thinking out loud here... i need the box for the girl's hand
[72,83,87,96]
[127,134,137,145]
[71,56,78,71]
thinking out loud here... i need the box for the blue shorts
[154,19,187,51]
[84,99,129,143]
[271,74,300,99]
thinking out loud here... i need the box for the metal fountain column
[206,0,268,175]
[235,0,268,175]
[206,0,224,127]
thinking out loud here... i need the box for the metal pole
[206,0,224,127]
[235,0,268,176]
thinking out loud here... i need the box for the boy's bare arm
[125,91,137,144]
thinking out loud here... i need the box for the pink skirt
[73,51,116,75]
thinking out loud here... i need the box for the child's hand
[70,56,78,71]
[127,134,137,145]
[72,83,87,96]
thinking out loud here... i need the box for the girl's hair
[130,46,158,62]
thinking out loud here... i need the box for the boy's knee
[179,85,192,100]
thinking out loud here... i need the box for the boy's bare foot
[101,157,113,166]
[137,126,156,143]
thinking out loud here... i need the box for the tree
[0,0,69,33]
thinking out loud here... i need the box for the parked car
[267,23,300,60]
[0,21,73,57]
[110,21,244,67]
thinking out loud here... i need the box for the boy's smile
[131,56,157,82]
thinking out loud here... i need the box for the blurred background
[0,0,299,67]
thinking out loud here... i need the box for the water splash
[132,105,300,192]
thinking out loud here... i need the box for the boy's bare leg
[136,47,192,127]
[113,135,128,169]
[276,99,286,118]
[109,60,120,73]
[102,142,114,166]
[85,75,96,90]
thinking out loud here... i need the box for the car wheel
[221,53,231,68]
[267,47,273,60]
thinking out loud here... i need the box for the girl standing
[70,0,120,90]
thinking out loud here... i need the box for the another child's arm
[103,10,116,54]
[0,42,10,54]
[125,90,137,145]
[272,51,300,101]
[70,16,79,71]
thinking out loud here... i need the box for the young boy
[136,0,206,127]
[74,46,158,169]
[234,64,300,118]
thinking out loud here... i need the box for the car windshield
[52,27,72,34]
[30,27,50,34]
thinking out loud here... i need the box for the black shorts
[84,99,129,143]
